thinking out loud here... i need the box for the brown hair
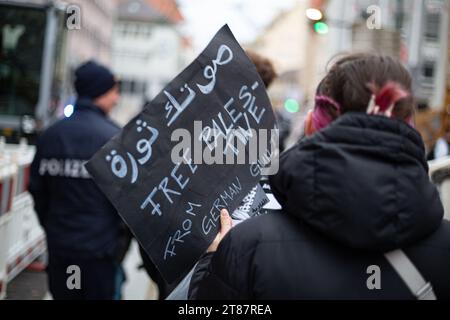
[317,53,414,122]
[246,50,278,88]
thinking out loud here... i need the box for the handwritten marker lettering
[140,187,162,216]
[186,202,201,216]
[106,150,139,184]
[202,177,242,235]
[197,45,234,95]
[158,177,181,204]
[86,26,278,284]
[164,202,201,261]
[182,148,198,174]
[239,82,266,125]
[164,229,190,261]
[135,119,159,165]
[106,150,125,178]
[105,120,160,184]
[127,152,139,183]
[164,84,196,127]
[224,98,243,123]
[140,159,198,217]
[250,138,275,177]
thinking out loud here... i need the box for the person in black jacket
[189,53,450,300]
[29,61,125,300]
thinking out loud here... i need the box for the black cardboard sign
[86,25,276,284]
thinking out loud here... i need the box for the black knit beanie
[74,60,117,99]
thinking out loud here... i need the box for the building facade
[250,0,330,111]
[326,0,449,110]
[110,0,186,126]
[62,0,118,67]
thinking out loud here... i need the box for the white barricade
[0,140,45,299]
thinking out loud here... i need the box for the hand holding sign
[207,209,233,253]
[86,25,277,285]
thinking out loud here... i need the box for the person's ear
[304,110,316,136]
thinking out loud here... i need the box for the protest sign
[86,25,277,284]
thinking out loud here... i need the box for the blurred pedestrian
[189,54,450,300]
[29,60,128,300]
[428,115,450,160]
[246,50,277,88]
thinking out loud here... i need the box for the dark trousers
[47,253,117,300]
[138,245,175,300]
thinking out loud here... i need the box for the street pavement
[5,240,159,300]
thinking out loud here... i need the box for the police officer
[29,61,123,300]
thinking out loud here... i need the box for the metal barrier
[0,140,45,300]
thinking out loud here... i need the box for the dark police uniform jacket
[29,98,121,259]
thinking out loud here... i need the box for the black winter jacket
[29,98,122,259]
[189,113,450,300]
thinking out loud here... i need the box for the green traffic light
[314,22,329,34]
[284,99,300,113]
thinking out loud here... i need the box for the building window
[422,60,436,81]
[120,79,147,95]
[424,11,441,42]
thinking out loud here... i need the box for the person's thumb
[220,209,233,238]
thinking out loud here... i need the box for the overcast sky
[178,0,296,51]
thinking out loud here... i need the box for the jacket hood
[270,113,444,251]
